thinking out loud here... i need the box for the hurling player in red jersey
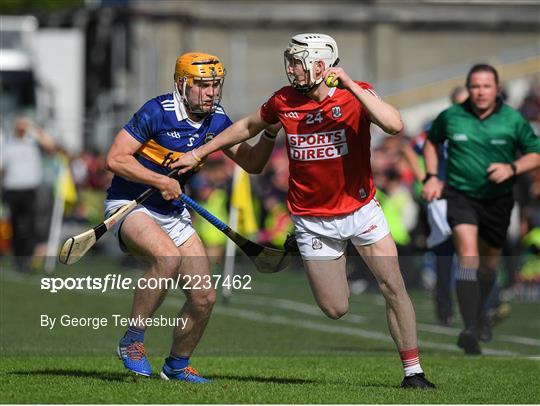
[172,34,435,389]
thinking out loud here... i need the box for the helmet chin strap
[174,80,210,118]
[173,81,182,104]
[295,69,322,94]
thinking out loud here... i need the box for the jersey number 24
[306,111,323,124]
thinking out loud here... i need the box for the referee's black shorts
[442,185,514,249]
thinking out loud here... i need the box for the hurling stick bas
[220,227,290,273]
[58,170,177,265]
[58,200,138,265]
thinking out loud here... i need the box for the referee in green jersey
[422,64,540,355]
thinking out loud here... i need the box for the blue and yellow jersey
[106,92,232,214]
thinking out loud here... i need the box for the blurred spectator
[0,117,56,272]
[375,167,420,286]
[258,143,292,247]
[376,168,418,247]
[70,149,111,225]
[518,81,540,123]
[71,148,110,190]
[401,85,469,325]
[190,152,234,264]
[504,165,540,301]
[450,85,469,105]
[525,167,540,229]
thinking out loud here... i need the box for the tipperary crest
[312,237,323,250]
[331,106,342,119]
[205,132,215,143]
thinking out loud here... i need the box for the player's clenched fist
[158,176,181,200]
[323,67,353,90]
[487,163,514,184]
[421,177,444,202]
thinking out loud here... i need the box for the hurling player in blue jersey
[105,52,279,382]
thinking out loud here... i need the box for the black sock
[455,266,480,332]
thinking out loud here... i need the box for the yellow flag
[57,154,78,206]
[230,168,258,235]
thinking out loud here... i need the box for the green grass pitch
[1,257,539,403]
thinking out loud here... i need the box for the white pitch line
[234,291,540,348]
[497,334,540,346]
[417,322,540,346]
[142,292,528,356]
[212,306,519,356]
[232,294,367,323]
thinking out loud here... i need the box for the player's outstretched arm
[225,123,282,174]
[171,110,270,175]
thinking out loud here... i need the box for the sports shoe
[400,373,436,389]
[160,364,211,383]
[117,341,152,376]
[457,329,481,355]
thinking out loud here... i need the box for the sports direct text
[288,129,348,161]
[41,273,252,293]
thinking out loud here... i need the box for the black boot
[401,373,436,389]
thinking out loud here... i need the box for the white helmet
[284,33,340,93]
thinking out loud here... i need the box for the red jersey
[260,82,377,217]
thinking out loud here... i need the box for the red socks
[400,347,424,377]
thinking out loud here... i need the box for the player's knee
[190,288,216,314]
[322,304,348,320]
[154,256,182,278]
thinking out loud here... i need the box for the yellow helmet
[174,52,226,115]
[174,52,226,86]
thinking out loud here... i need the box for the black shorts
[442,185,514,249]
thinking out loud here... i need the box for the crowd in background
[2,81,539,299]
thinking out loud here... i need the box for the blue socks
[165,354,189,370]
[120,326,145,344]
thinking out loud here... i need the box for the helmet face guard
[174,52,226,115]
[178,76,225,115]
[283,33,339,93]
[284,49,313,93]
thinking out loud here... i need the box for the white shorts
[104,199,195,252]
[291,198,390,260]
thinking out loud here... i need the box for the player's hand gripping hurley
[58,169,290,273]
